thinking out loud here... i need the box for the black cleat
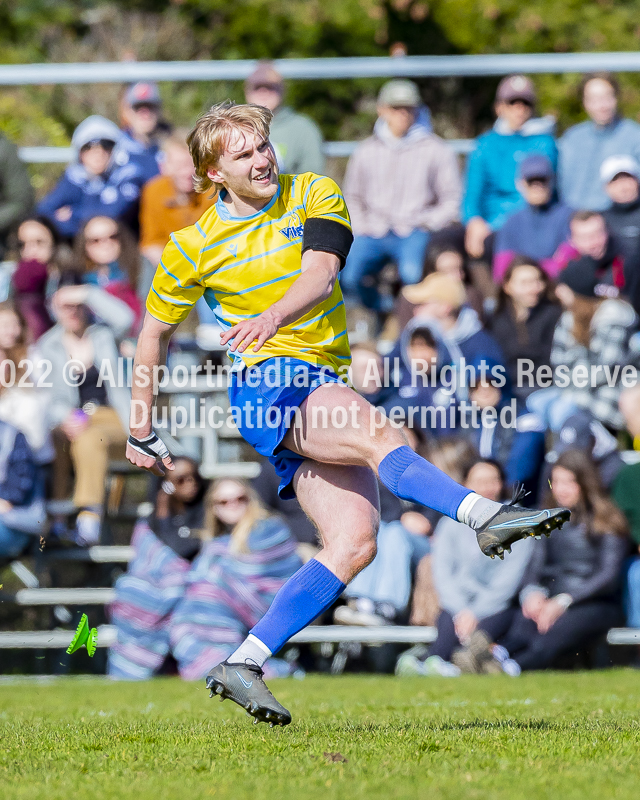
[205,661,291,727]
[476,486,570,559]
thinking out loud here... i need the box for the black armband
[302,217,354,269]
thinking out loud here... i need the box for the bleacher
[2,51,640,677]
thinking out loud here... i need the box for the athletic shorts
[227,356,347,499]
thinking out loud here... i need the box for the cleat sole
[478,508,570,558]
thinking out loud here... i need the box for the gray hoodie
[432,516,533,619]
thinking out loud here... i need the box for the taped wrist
[128,432,169,461]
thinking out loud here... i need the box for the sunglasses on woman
[86,233,119,246]
[213,495,249,507]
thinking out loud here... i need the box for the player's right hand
[220,309,280,353]
[126,433,175,476]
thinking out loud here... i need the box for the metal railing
[3,51,640,85]
[15,49,640,164]
[18,139,475,165]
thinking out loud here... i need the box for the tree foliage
[1,0,640,185]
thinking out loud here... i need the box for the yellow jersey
[146,172,352,372]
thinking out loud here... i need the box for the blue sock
[378,445,472,520]
[250,558,346,654]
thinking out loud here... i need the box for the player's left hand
[220,309,280,353]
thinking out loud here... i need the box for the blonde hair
[187,101,272,194]
[202,478,269,554]
[160,127,192,155]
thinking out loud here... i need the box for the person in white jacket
[35,276,133,543]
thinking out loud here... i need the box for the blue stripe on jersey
[200,204,304,254]
[202,238,300,280]
[213,269,302,298]
[288,300,344,331]
[170,233,198,270]
[151,285,193,307]
[302,177,323,208]
[202,287,232,329]
[299,328,348,350]
[159,259,185,288]
[195,222,207,238]
[316,212,353,227]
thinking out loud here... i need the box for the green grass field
[1,671,639,799]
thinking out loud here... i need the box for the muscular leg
[227,460,379,665]
[282,382,477,520]
[293,460,380,583]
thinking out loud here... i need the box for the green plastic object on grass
[66,613,98,657]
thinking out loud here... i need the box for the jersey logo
[279,210,304,242]
[227,243,238,256]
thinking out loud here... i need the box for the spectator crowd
[0,64,639,679]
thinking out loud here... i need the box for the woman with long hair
[495,450,629,671]
[108,457,206,679]
[9,216,65,340]
[73,215,153,331]
[169,478,302,680]
[488,255,561,399]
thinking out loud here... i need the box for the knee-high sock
[231,559,346,664]
[378,446,500,526]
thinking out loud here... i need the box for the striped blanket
[108,517,301,680]
[170,516,302,680]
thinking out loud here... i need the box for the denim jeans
[340,230,430,310]
[0,519,30,559]
[623,556,640,628]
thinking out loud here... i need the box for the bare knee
[350,530,378,574]
[326,510,380,582]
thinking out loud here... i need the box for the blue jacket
[463,116,557,229]
[459,403,546,498]
[119,129,161,184]
[558,116,640,212]
[38,115,147,238]
[495,200,572,262]
[0,421,36,507]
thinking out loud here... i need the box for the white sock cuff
[247,634,272,657]
[456,492,482,526]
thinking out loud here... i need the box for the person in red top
[549,210,626,292]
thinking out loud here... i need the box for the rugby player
[126,102,570,727]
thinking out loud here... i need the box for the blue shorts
[228,357,347,499]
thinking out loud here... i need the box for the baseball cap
[496,75,536,105]
[600,154,640,184]
[519,154,554,182]
[245,61,283,90]
[377,80,421,108]
[125,82,161,107]
[402,273,466,308]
